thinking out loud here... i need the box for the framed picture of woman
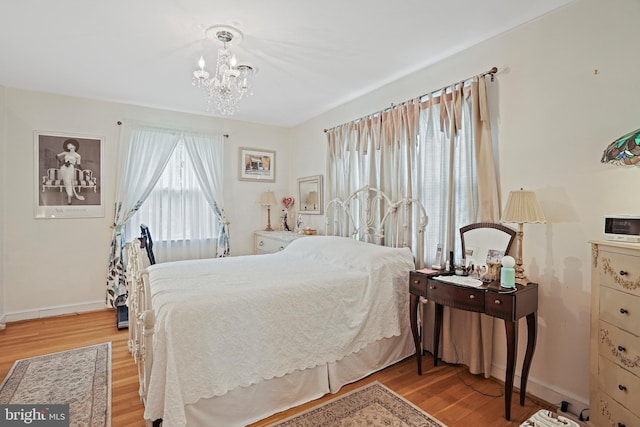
[34,131,104,218]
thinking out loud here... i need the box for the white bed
[127,186,427,427]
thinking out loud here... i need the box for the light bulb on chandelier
[192,25,256,116]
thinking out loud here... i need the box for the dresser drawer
[427,281,484,313]
[598,321,640,378]
[600,286,640,335]
[593,391,640,427]
[598,356,640,418]
[255,235,287,253]
[599,249,640,298]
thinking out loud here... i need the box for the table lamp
[259,190,278,231]
[500,188,546,285]
[305,191,318,210]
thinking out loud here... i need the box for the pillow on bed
[283,235,415,273]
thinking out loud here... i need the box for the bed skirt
[182,326,414,426]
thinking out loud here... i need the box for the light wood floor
[0,310,556,427]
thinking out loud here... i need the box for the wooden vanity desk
[409,271,539,421]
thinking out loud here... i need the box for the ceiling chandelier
[192,25,256,116]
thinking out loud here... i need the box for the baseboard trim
[3,301,107,323]
[491,362,589,418]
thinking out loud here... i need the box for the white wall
[290,0,640,413]
[2,88,292,322]
[0,85,6,327]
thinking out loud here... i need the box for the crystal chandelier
[192,25,256,115]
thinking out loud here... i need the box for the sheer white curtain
[106,125,179,306]
[125,140,220,262]
[183,132,229,257]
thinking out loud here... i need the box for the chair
[139,224,156,265]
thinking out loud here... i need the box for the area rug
[267,381,446,427]
[0,342,111,427]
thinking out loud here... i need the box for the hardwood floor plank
[0,310,556,426]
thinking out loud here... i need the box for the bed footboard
[126,240,156,405]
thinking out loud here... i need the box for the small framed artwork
[238,147,276,182]
[34,131,104,218]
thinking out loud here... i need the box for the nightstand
[254,231,305,254]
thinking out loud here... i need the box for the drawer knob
[413,280,420,284]
[619,308,629,314]
[618,384,627,392]
[259,241,264,246]
[429,285,436,290]
[619,270,628,276]
[279,246,285,251]
[618,345,626,352]
[469,295,475,299]
[494,299,501,305]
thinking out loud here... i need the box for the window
[126,140,219,260]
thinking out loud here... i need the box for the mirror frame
[459,222,517,266]
[297,175,323,215]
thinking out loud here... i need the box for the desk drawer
[486,292,515,319]
[409,273,428,297]
[427,281,485,312]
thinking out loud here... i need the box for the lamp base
[265,206,274,231]
[514,265,529,286]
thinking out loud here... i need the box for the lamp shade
[306,191,318,205]
[259,190,277,206]
[501,189,546,224]
[601,128,640,165]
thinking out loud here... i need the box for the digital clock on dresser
[604,215,640,243]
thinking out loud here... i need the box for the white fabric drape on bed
[143,236,415,427]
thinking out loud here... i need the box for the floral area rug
[267,381,446,427]
[0,342,111,427]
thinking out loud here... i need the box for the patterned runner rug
[0,342,111,427]
[267,381,447,427]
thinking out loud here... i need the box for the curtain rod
[116,121,229,138]
[323,66,498,133]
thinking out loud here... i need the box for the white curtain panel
[108,125,228,305]
[106,125,179,305]
[183,132,230,257]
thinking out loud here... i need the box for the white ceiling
[0,0,574,127]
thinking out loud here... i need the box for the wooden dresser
[590,240,640,427]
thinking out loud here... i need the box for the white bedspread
[143,236,414,426]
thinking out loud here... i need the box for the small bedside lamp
[259,190,278,231]
[500,188,546,285]
[306,191,318,210]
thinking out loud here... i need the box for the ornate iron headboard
[325,186,428,268]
